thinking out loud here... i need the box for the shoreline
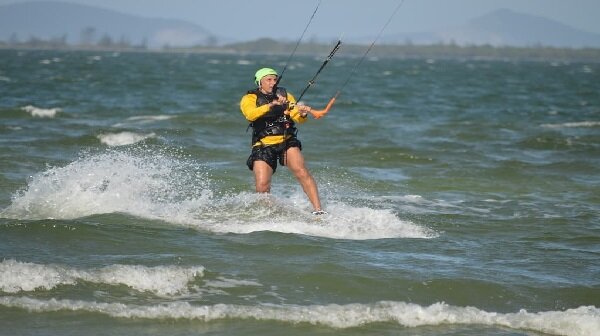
[2,40,600,63]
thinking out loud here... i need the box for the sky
[2,0,600,40]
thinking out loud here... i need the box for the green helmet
[254,67,278,86]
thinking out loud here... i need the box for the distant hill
[0,1,216,48]
[2,3,600,50]
[379,8,600,48]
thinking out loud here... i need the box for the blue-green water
[1,49,599,335]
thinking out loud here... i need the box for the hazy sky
[2,0,600,40]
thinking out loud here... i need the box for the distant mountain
[0,1,216,48]
[380,8,600,48]
[3,3,600,50]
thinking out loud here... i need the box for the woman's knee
[253,161,273,193]
[291,167,311,181]
[255,181,271,193]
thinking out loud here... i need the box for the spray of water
[1,147,434,240]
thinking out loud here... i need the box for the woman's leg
[253,160,273,193]
[285,147,323,211]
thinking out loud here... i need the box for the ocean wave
[126,115,174,122]
[541,121,600,128]
[0,259,204,296]
[0,297,597,335]
[97,132,156,146]
[0,149,434,240]
[21,105,61,118]
[112,115,174,127]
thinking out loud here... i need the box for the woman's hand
[298,104,312,118]
[270,94,288,107]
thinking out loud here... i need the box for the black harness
[247,87,297,145]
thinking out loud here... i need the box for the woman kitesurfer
[240,67,326,215]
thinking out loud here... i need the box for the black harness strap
[247,87,296,145]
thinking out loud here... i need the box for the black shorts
[246,137,302,173]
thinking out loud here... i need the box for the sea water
[1,49,599,335]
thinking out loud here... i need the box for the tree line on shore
[204,38,600,62]
[2,33,599,62]
[0,27,148,50]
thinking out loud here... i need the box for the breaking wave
[0,259,204,296]
[97,132,157,146]
[0,296,597,336]
[21,105,61,118]
[541,121,600,128]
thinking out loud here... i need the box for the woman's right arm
[240,94,271,121]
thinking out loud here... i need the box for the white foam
[0,150,433,240]
[0,259,75,292]
[162,192,436,240]
[97,132,156,147]
[541,121,600,128]
[379,195,425,203]
[21,105,61,118]
[126,115,173,122]
[204,277,262,289]
[0,259,204,296]
[112,115,174,127]
[0,297,597,335]
[39,58,61,64]
[0,149,211,220]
